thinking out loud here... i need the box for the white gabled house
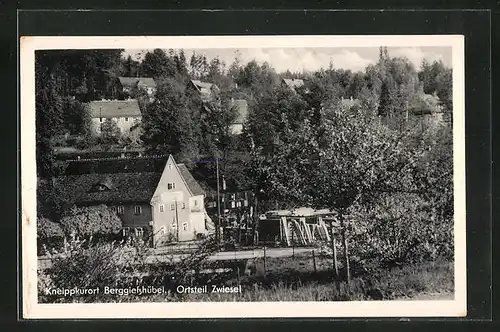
[150,155,213,245]
[55,155,214,247]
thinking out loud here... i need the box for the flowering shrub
[59,204,122,240]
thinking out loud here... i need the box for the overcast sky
[123,46,452,74]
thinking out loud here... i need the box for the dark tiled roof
[89,100,141,118]
[119,77,156,88]
[230,99,248,124]
[177,164,205,196]
[56,172,162,204]
[282,78,305,90]
[191,79,215,91]
[190,80,219,101]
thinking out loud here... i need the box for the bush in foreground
[38,235,219,303]
[59,204,122,241]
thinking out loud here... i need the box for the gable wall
[151,157,207,244]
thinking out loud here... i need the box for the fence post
[330,220,339,278]
[312,249,317,273]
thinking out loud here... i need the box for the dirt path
[146,247,314,263]
[406,291,454,301]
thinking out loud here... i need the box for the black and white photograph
[21,35,465,318]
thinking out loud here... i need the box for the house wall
[229,123,243,135]
[114,203,152,229]
[91,116,142,135]
[137,83,156,96]
[78,202,152,240]
[151,157,208,245]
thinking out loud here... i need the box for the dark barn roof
[57,158,206,205]
[56,172,162,204]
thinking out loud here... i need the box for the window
[171,222,177,229]
[170,203,175,210]
[182,202,186,209]
[168,163,173,169]
[135,227,144,237]
[158,226,166,235]
[182,222,188,231]
[100,117,103,123]
[244,200,248,207]
[237,201,242,208]
[117,206,125,215]
[134,205,142,215]
[122,227,130,237]
[231,201,235,209]
[167,183,176,190]
[194,200,198,206]
[159,204,165,212]
[125,117,129,121]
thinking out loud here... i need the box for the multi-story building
[55,155,213,246]
[89,99,142,135]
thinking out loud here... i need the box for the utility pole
[222,174,226,220]
[339,213,350,287]
[175,199,180,242]
[253,193,259,246]
[330,219,339,278]
[216,158,221,246]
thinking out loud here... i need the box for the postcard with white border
[21,35,466,318]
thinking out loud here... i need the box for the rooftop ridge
[66,154,169,162]
[89,99,138,103]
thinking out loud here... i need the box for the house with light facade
[189,79,220,102]
[150,155,211,244]
[228,99,248,135]
[118,77,157,98]
[281,78,305,92]
[89,99,142,135]
[56,155,213,246]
